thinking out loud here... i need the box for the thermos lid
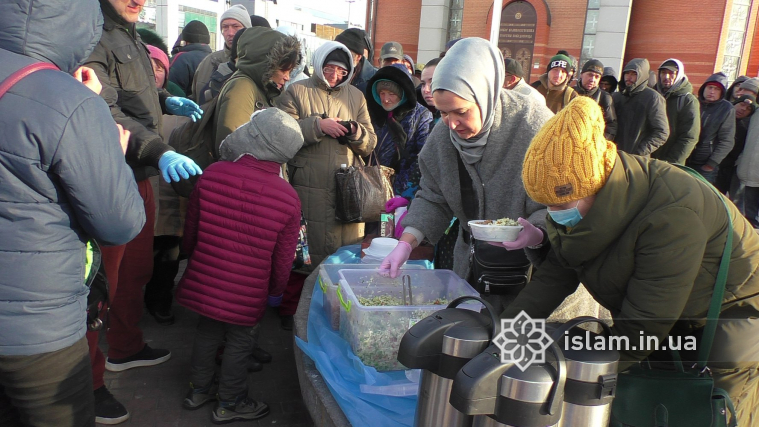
[499,363,557,403]
[397,307,491,371]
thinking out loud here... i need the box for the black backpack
[167,73,244,197]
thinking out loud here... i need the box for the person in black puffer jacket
[652,58,700,165]
[612,58,669,156]
[169,20,212,98]
[574,59,617,140]
[685,72,736,184]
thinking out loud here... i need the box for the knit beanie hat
[146,45,169,87]
[733,94,757,112]
[219,108,304,163]
[335,28,368,56]
[324,48,350,70]
[249,15,272,28]
[522,97,617,205]
[375,80,403,98]
[547,54,571,73]
[740,78,759,95]
[182,20,210,44]
[220,5,252,28]
[582,59,604,75]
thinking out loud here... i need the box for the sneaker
[212,397,269,424]
[94,386,130,425]
[251,346,272,363]
[105,344,171,372]
[281,315,294,331]
[183,377,218,410]
[148,308,175,326]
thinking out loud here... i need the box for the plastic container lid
[365,238,399,258]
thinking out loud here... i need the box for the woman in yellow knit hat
[504,96,759,426]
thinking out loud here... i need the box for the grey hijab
[431,38,505,164]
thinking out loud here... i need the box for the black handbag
[334,154,387,223]
[610,165,738,427]
[457,155,531,295]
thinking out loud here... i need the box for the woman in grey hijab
[379,37,554,313]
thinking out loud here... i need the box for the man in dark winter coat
[335,28,376,94]
[535,53,578,113]
[652,58,700,164]
[0,0,146,425]
[726,75,750,102]
[685,72,736,183]
[84,0,204,423]
[169,20,212,97]
[574,59,616,140]
[612,58,669,156]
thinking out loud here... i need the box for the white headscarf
[431,38,505,164]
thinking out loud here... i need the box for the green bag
[610,165,738,427]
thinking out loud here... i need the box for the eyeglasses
[323,67,348,77]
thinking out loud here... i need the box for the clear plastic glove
[379,240,413,278]
[488,217,544,250]
[268,294,283,307]
[158,152,203,183]
[165,97,203,122]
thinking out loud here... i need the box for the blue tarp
[295,244,432,427]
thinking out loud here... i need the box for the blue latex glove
[268,294,283,307]
[165,97,203,122]
[158,152,202,183]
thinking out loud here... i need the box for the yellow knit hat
[522,96,617,205]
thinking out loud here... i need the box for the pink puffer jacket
[176,156,301,326]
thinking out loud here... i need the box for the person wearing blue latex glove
[158,151,203,183]
[268,294,283,307]
[165,96,203,122]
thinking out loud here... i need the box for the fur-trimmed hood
[236,26,301,99]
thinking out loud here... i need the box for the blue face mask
[548,201,583,228]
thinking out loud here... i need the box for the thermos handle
[447,296,499,341]
[546,341,567,416]
[550,316,613,341]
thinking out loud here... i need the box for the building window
[448,0,464,41]
[722,0,751,83]
[578,0,601,67]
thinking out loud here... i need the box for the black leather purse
[457,155,532,295]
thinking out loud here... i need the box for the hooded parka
[214,27,301,150]
[612,58,670,156]
[276,41,377,266]
[366,65,433,198]
[686,72,736,169]
[652,58,701,164]
[0,0,145,355]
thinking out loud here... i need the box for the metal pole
[489,0,502,47]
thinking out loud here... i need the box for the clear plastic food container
[317,264,424,330]
[336,269,480,371]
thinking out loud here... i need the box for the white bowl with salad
[467,218,523,242]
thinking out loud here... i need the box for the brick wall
[372,0,423,65]
[625,0,727,92]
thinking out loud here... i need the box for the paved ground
[97,262,314,427]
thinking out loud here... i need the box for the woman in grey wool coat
[380,37,554,312]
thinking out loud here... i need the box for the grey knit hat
[220,5,252,29]
[219,108,304,163]
[740,78,759,95]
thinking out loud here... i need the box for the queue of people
[2,1,759,426]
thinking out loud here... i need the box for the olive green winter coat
[504,152,759,368]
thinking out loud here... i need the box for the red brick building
[366,0,759,90]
